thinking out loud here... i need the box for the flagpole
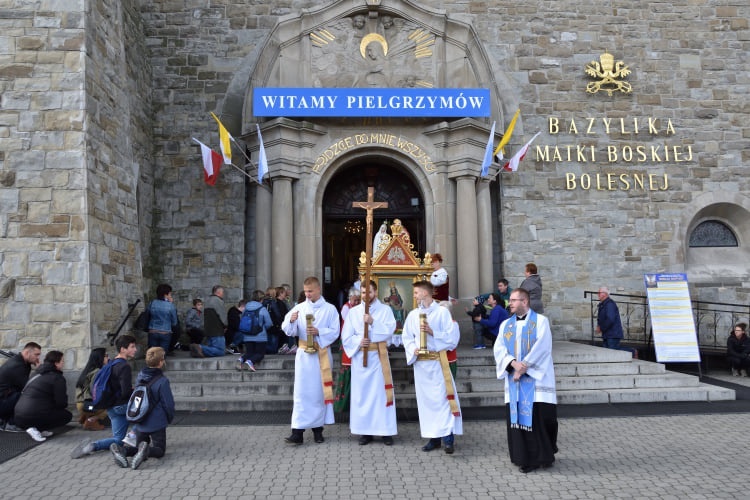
[230,134,273,189]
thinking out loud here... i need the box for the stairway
[156,341,734,412]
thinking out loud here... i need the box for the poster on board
[644,273,701,363]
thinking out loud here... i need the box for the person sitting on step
[727,322,750,377]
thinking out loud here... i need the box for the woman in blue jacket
[147,283,179,352]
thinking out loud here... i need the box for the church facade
[1,0,748,366]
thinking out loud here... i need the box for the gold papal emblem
[585,51,632,96]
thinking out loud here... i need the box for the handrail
[584,290,750,349]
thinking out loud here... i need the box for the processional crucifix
[352,186,388,367]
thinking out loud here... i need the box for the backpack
[90,358,126,409]
[238,307,262,335]
[126,373,163,423]
[134,305,151,331]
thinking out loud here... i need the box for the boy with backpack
[236,290,272,372]
[71,334,137,460]
[110,346,174,470]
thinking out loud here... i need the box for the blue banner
[253,87,491,118]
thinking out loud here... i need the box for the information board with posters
[644,273,701,363]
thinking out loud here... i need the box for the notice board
[644,273,701,363]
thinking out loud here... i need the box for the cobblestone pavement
[1,412,745,499]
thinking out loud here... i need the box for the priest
[401,280,462,454]
[341,280,398,445]
[493,287,558,473]
[281,276,340,445]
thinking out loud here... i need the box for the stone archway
[229,0,519,298]
[321,159,425,304]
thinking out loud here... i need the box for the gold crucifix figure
[352,186,388,367]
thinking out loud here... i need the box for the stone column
[293,178,317,287]
[476,179,493,293]
[271,177,293,288]
[456,175,479,299]
[255,184,272,291]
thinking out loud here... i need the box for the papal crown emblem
[585,51,632,96]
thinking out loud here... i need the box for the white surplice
[282,297,340,429]
[493,313,557,405]
[341,299,397,436]
[402,301,463,438]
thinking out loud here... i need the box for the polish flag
[193,138,222,186]
[503,132,541,172]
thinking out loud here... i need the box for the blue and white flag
[480,121,496,178]
[256,124,268,183]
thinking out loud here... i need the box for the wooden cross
[352,186,388,367]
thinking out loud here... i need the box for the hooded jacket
[133,366,175,433]
[13,362,68,419]
[519,274,544,313]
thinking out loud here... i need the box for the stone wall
[83,0,153,356]
[2,0,749,357]
[141,0,750,339]
[0,0,151,367]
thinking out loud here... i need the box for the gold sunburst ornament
[585,51,632,96]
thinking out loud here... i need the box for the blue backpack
[90,358,126,409]
[126,373,163,423]
[238,307,262,335]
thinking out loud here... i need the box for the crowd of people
[0,335,175,470]
[0,262,556,473]
[28,260,750,475]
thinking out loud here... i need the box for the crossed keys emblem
[585,51,632,96]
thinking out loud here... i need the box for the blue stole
[502,310,538,431]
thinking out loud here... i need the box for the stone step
[161,341,735,411]
[170,370,702,398]
[173,383,735,412]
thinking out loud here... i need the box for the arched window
[688,220,738,247]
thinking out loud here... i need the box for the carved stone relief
[309,13,437,88]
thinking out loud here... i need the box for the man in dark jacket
[0,342,41,432]
[14,350,72,441]
[225,299,246,355]
[193,285,227,357]
[596,287,637,358]
[71,334,137,459]
[111,346,175,470]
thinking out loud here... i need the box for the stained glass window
[688,220,738,247]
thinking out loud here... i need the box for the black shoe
[284,432,303,445]
[358,435,373,446]
[131,441,149,470]
[312,427,324,443]
[109,443,128,468]
[444,444,454,454]
[519,464,539,473]
[382,436,394,446]
[421,439,441,452]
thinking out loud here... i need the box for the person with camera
[470,292,509,349]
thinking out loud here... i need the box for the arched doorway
[321,161,425,306]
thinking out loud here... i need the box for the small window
[688,220,738,247]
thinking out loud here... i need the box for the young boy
[110,346,175,470]
[71,334,137,459]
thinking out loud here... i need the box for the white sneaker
[71,438,95,458]
[26,427,46,442]
[40,430,54,438]
[245,360,256,372]
[3,423,24,432]
[123,430,137,447]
